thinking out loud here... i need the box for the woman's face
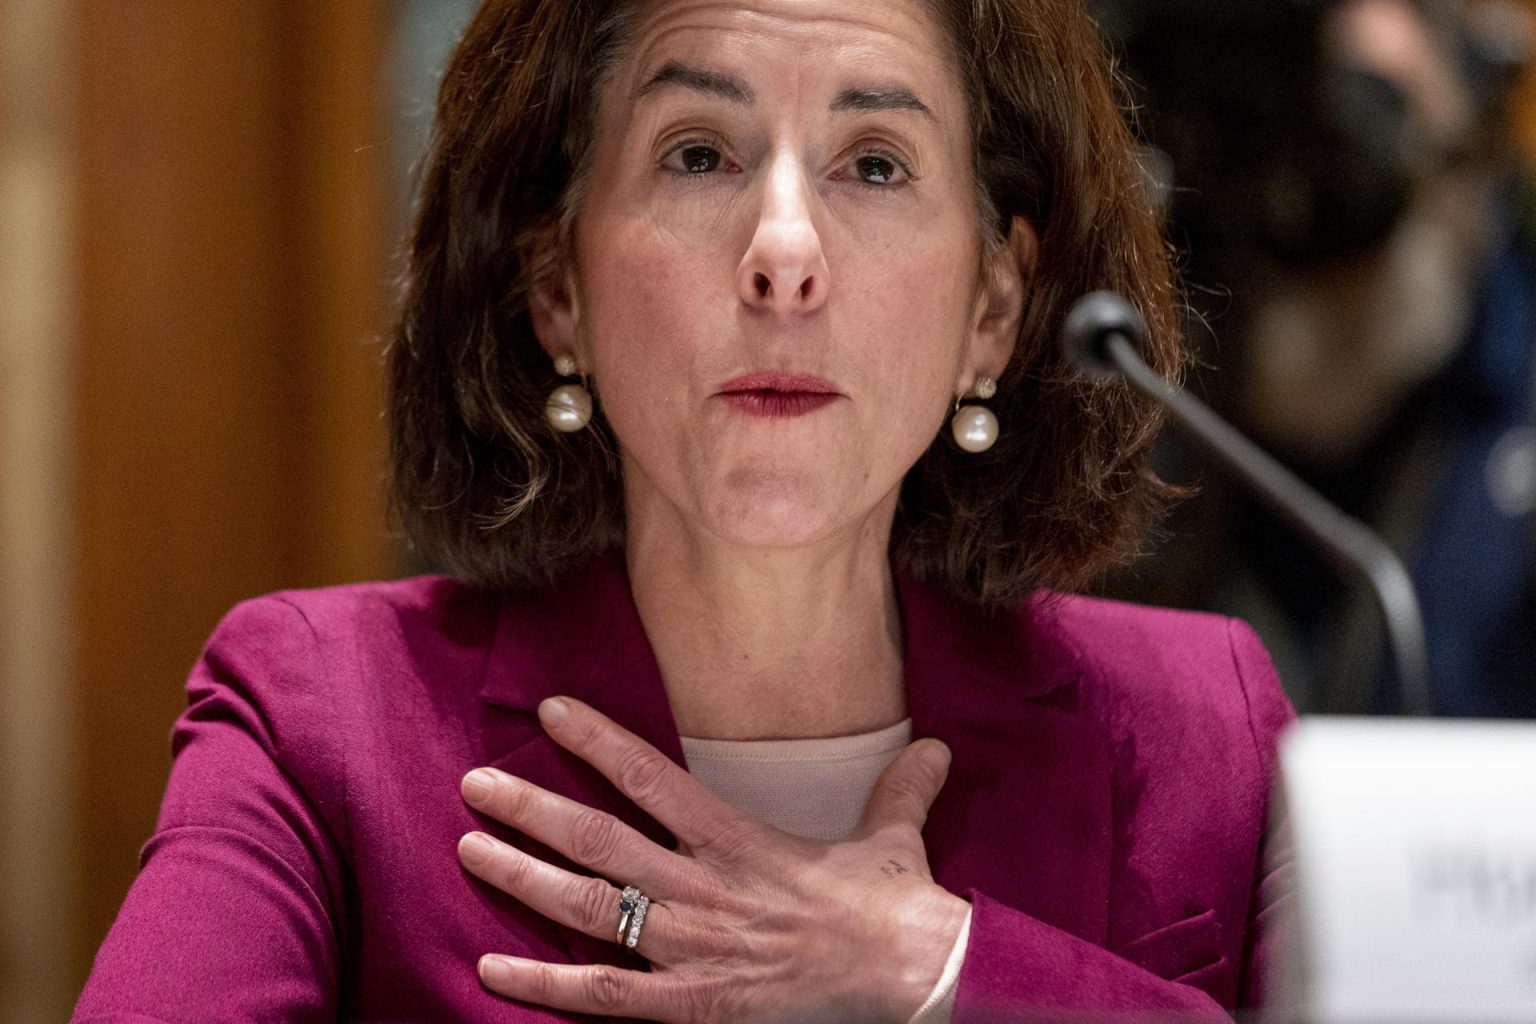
[536,0,1024,550]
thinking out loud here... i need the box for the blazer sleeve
[950,620,1296,1023]
[73,597,348,1023]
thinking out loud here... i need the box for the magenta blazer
[74,557,1293,1023]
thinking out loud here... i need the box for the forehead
[614,0,961,108]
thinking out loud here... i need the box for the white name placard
[1274,717,1536,1024]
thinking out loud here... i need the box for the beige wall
[0,3,77,1020]
[1,3,399,1019]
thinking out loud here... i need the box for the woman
[74,0,1293,1021]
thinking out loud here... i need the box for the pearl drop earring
[545,354,593,433]
[950,376,999,453]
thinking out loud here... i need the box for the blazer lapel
[476,557,684,971]
[472,560,1114,965]
[900,578,1114,948]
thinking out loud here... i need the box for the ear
[963,215,1036,390]
[527,235,583,365]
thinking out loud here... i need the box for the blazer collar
[479,555,684,763]
[896,570,1082,713]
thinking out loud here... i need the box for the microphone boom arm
[1098,326,1431,717]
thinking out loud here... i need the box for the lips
[718,372,840,394]
[716,372,843,419]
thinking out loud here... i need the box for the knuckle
[615,746,671,803]
[888,774,928,809]
[572,875,613,932]
[526,961,560,1001]
[919,753,947,790]
[584,964,627,1013]
[495,848,535,893]
[496,778,536,823]
[571,714,606,751]
[567,808,624,868]
[695,817,757,863]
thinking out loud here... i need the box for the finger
[859,739,951,833]
[538,697,757,861]
[457,831,681,958]
[460,767,687,891]
[478,954,681,1021]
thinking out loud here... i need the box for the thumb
[860,739,952,834]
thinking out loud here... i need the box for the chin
[699,470,852,549]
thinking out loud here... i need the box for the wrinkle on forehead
[620,0,956,99]
[605,0,967,159]
[629,0,932,44]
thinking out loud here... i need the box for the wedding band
[616,886,648,949]
[624,894,650,950]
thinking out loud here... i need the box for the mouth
[716,372,843,419]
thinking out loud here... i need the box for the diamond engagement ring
[616,885,650,950]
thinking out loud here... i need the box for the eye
[680,144,720,173]
[854,154,900,185]
[834,147,913,188]
[662,140,733,176]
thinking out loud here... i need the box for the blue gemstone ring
[615,885,650,950]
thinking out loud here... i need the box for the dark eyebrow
[638,62,754,104]
[829,87,934,120]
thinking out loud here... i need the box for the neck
[625,510,905,742]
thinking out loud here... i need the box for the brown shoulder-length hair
[388,0,1184,605]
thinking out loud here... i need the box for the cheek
[577,222,725,443]
[590,212,719,324]
[870,244,981,466]
[839,230,977,387]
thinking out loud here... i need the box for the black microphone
[1062,291,1431,716]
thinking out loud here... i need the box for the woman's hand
[457,696,969,1023]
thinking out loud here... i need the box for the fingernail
[461,768,497,803]
[459,832,496,866]
[479,954,514,987]
[539,697,570,726]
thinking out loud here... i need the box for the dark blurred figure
[1098,0,1536,716]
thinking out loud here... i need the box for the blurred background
[2,1,1535,1020]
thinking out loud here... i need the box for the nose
[737,153,830,316]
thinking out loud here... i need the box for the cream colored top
[680,720,970,1024]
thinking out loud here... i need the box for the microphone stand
[1064,292,1432,716]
